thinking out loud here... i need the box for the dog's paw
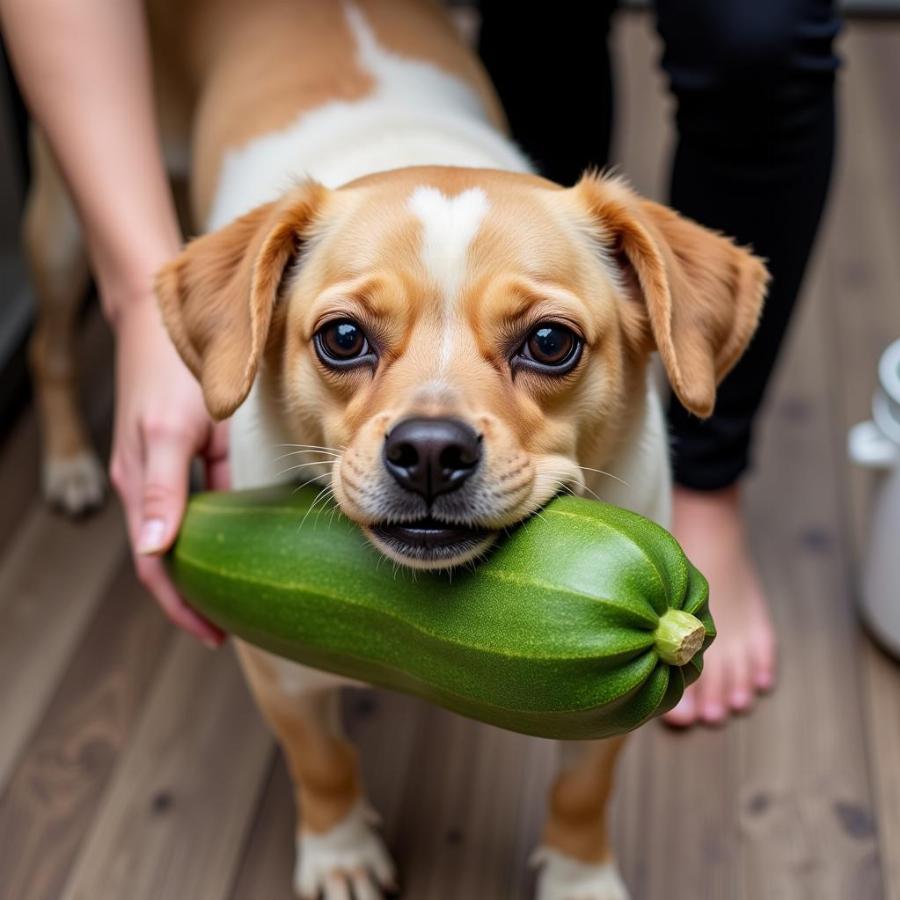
[294,801,397,900]
[43,452,106,516]
[532,847,630,900]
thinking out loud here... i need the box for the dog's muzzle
[383,416,481,501]
[376,416,488,563]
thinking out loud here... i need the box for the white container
[848,338,900,657]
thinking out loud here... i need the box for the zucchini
[169,486,713,740]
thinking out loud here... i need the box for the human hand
[109,293,228,646]
[1,0,223,642]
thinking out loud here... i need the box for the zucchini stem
[654,609,706,666]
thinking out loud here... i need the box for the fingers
[111,423,225,647]
[135,554,225,646]
[106,306,230,647]
[136,427,224,644]
[136,425,192,554]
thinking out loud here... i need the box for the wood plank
[861,645,900,900]
[344,688,431,838]
[614,724,739,899]
[227,755,293,900]
[385,701,555,899]
[58,637,272,900]
[0,303,116,793]
[818,24,900,900]
[0,501,126,789]
[823,25,900,553]
[0,409,44,548]
[738,315,883,900]
[0,561,171,900]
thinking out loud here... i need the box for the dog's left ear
[156,181,328,420]
[575,174,769,418]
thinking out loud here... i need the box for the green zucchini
[169,486,713,740]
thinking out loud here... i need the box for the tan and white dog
[26,1,767,897]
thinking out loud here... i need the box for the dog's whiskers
[572,463,630,488]
[546,472,609,507]
[273,447,342,464]
[297,483,337,532]
[275,442,344,453]
[275,459,337,479]
[530,508,549,525]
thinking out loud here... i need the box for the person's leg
[655,0,841,724]
[477,0,618,185]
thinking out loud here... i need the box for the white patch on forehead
[408,186,489,301]
[407,186,489,367]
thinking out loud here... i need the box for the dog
[25,1,767,896]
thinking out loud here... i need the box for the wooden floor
[2,16,900,900]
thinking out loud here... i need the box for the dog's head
[158,167,767,569]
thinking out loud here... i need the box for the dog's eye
[527,326,574,364]
[516,323,582,374]
[315,320,373,367]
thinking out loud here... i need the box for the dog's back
[147,0,516,227]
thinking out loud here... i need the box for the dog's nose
[383,416,481,501]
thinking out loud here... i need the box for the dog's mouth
[369,516,494,567]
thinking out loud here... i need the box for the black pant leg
[656,0,841,489]
[478,0,618,185]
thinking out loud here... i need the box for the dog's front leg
[235,642,396,899]
[534,736,630,900]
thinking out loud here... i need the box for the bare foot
[663,484,777,727]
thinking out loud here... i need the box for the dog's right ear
[156,181,328,420]
[574,173,768,418]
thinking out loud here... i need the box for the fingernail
[704,703,725,722]
[138,518,167,555]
